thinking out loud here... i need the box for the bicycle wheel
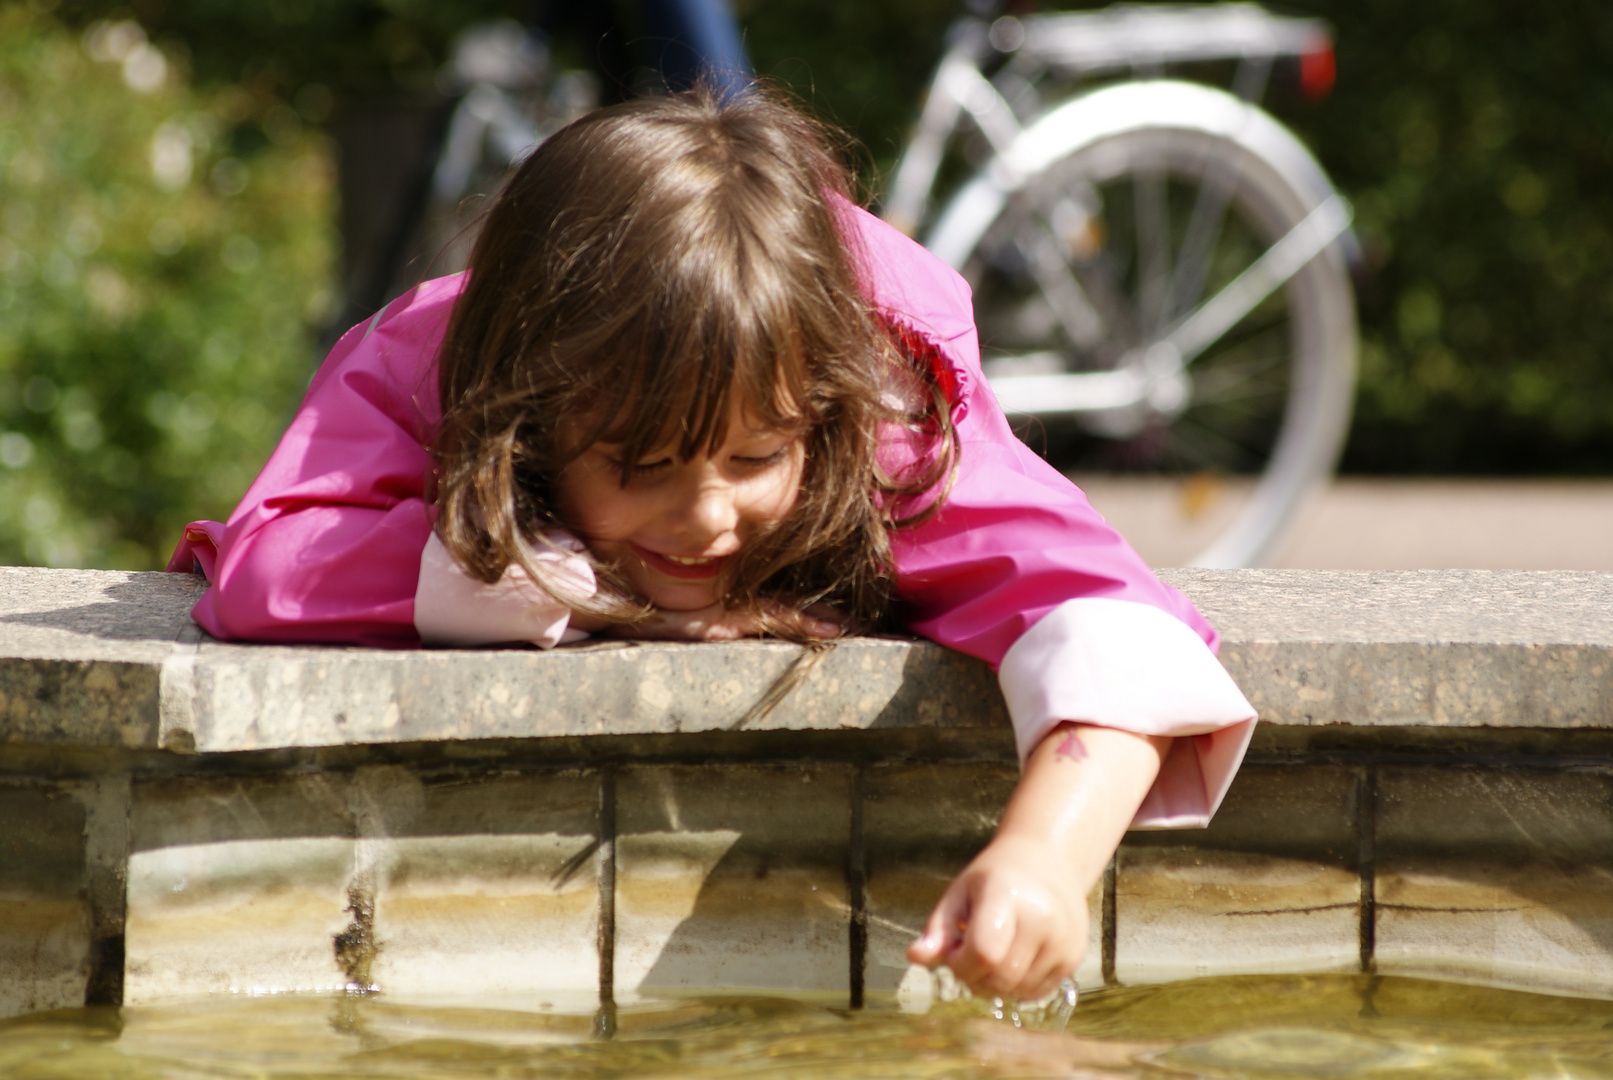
[926,81,1357,568]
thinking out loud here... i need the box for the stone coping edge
[1,566,1610,753]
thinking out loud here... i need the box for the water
[6,974,1613,1078]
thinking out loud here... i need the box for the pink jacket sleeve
[168,277,464,647]
[845,205,1257,828]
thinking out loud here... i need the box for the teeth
[665,554,716,565]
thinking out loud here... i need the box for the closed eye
[608,455,673,480]
[733,447,791,468]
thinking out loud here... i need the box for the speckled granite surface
[2,566,1610,752]
[1159,568,1613,644]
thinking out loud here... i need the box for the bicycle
[346,3,752,314]
[883,2,1360,568]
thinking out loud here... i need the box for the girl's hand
[906,723,1171,1002]
[907,833,1088,1001]
[600,600,844,642]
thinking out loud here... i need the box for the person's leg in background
[637,0,751,97]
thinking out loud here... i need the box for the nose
[670,468,740,550]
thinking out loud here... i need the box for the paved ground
[1074,476,1613,570]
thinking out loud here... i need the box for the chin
[642,585,720,612]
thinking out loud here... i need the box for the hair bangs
[583,209,816,474]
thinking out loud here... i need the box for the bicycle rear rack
[1004,4,1331,74]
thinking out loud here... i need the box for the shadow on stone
[0,577,205,644]
[619,765,852,999]
[868,641,1004,731]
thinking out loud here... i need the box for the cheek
[749,453,806,522]
[555,464,626,541]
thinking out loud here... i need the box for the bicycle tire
[925,80,1357,568]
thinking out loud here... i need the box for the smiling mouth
[632,544,726,580]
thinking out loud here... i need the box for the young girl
[169,87,1255,1003]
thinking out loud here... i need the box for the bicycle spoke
[1133,165,1172,338]
[1071,250,1139,351]
[1158,421,1238,472]
[1195,308,1286,351]
[1162,195,1351,365]
[1017,220,1107,350]
[1192,379,1285,412]
[1167,157,1239,322]
[1193,365,1285,406]
[1170,413,1272,469]
[1191,344,1290,414]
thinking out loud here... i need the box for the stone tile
[0,782,91,1018]
[861,762,1104,997]
[614,764,851,998]
[1377,766,1613,858]
[1115,764,1361,983]
[125,773,357,1002]
[369,770,599,1003]
[180,636,1007,751]
[1375,767,1613,996]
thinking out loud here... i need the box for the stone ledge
[2,566,1611,754]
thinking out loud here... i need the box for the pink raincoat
[170,205,1255,828]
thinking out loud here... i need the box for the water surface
[6,974,1613,1078]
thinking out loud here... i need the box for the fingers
[606,601,843,642]
[995,926,1046,997]
[676,608,760,641]
[1021,941,1074,1004]
[606,606,755,641]
[763,599,844,640]
[947,887,1020,993]
[802,601,860,637]
[960,917,1078,1001]
[908,878,970,967]
[910,870,1084,1001]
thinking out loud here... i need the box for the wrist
[992,723,1168,895]
[982,828,1092,896]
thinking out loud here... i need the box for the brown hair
[430,85,957,637]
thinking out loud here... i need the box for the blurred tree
[59,0,524,97]
[0,4,333,567]
[1290,0,1613,473]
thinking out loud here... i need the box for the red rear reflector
[1301,45,1336,100]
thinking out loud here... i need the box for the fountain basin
[2,566,1611,1018]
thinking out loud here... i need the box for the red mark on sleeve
[1055,730,1088,762]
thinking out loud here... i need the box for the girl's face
[555,399,806,612]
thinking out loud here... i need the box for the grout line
[1358,765,1377,974]
[847,768,867,1010]
[82,773,131,1007]
[1101,855,1117,986]
[1245,750,1613,770]
[594,766,618,1038]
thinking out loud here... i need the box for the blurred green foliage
[1292,0,1613,473]
[0,3,333,568]
[6,0,1613,572]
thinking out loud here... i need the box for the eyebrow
[597,420,805,452]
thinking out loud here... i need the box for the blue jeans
[639,0,751,98]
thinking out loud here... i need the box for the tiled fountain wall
[2,566,1611,1018]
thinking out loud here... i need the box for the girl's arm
[174,279,465,647]
[907,723,1168,1000]
[838,204,1256,996]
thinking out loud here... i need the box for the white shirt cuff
[998,597,1257,830]
[414,531,596,649]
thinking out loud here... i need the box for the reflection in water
[5,974,1613,1078]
